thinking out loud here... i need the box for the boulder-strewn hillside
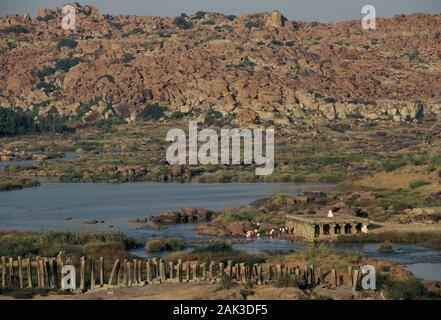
[1,4,441,125]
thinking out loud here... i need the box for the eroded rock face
[1,4,440,125]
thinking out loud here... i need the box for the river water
[0,180,440,281]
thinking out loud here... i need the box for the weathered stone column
[123,259,128,286]
[80,257,86,290]
[331,269,337,287]
[146,260,152,282]
[227,260,232,277]
[127,261,133,286]
[18,256,23,289]
[133,259,138,284]
[26,258,32,288]
[1,256,6,289]
[8,257,14,288]
[185,262,190,282]
[177,259,182,283]
[90,258,95,290]
[169,261,174,280]
[108,259,119,286]
[159,259,166,282]
[257,265,263,285]
[99,257,104,287]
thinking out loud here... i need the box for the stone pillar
[146,260,152,282]
[219,262,224,276]
[133,259,137,284]
[90,258,95,290]
[227,260,232,277]
[108,259,119,286]
[99,257,104,287]
[127,261,133,286]
[18,256,23,289]
[169,261,174,280]
[123,259,128,286]
[159,259,166,282]
[352,269,359,291]
[8,257,14,288]
[26,258,32,288]
[1,256,6,289]
[177,259,182,283]
[257,265,263,285]
[331,269,337,287]
[80,257,86,290]
[192,262,198,281]
[138,260,142,283]
[185,262,190,282]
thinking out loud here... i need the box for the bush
[122,27,144,37]
[37,66,56,79]
[409,179,429,189]
[36,15,55,22]
[194,11,206,19]
[378,241,393,253]
[217,275,236,290]
[55,57,81,72]
[225,15,236,21]
[145,237,186,252]
[59,172,83,183]
[122,53,135,64]
[57,38,78,49]
[0,25,29,34]
[140,104,166,120]
[174,16,193,29]
[383,158,408,172]
[193,242,233,253]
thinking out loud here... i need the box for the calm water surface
[0,181,440,281]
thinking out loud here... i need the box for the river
[0,181,440,281]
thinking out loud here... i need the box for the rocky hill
[1,3,441,126]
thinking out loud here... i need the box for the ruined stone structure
[286,214,369,241]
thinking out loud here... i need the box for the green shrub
[383,158,408,172]
[225,15,236,21]
[122,27,144,37]
[409,179,429,189]
[194,11,206,19]
[122,53,135,64]
[36,15,55,22]
[140,104,166,120]
[378,241,393,253]
[59,172,83,183]
[193,242,233,253]
[55,57,81,72]
[245,21,263,29]
[0,25,29,34]
[174,16,193,29]
[57,38,78,49]
[217,275,236,290]
[145,237,186,252]
[37,66,56,79]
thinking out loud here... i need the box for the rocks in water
[84,219,105,224]
[146,207,216,224]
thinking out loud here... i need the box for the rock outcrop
[1,4,440,125]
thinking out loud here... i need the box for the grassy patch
[0,231,137,258]
[145,237,186,252]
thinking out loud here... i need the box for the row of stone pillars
[1,255,364,292]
